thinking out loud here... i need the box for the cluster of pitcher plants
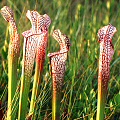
[0,6,117,120]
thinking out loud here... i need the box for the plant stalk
[96,78,106,120]
[18,75,31,120]
[52,88,61,120]
[7,54,18,120]
[29,61,42,116]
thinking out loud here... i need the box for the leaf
[114,92,120,111]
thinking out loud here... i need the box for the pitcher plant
[96,24,117,120]
[18,10,51,120]
[28,10,51,118]
[1,6,20,120]
[48,29,70,120]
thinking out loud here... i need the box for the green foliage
[0,0,120,119]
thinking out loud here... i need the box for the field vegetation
[0,0,120,119]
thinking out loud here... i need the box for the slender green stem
[96,80,106,120]
[52,90,61,120]
[29,62,41,117]
[18,75,31,120]
[7,55,18,120]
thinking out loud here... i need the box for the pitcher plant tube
[28,10,51,118]
[18,10,39,120]
[48,29,70,120]
[96,24,117,120]
[1,6,20,120]
[18,10,51,120]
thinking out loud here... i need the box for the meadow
[0,0,120,119]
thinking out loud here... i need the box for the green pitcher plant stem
[96,24,117,120]
[48,29,70,120]
[1,6,20,120]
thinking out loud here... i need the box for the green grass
[0,0,120,119]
